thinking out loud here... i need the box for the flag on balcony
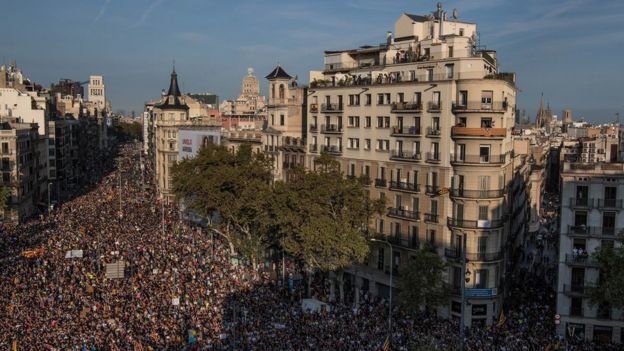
[382,335,390,351]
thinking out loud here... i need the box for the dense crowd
[0,142,620,350]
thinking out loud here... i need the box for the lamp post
[47,182,52,212]
[460,234,468,351]
[370,238,393,333]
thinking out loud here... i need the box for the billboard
[178,128,221,159]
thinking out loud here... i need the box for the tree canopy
[396,248,449,313]
[171,146,384,272]
[171,143,274,263]
[588,239,624,309]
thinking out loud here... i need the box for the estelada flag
[497,310,507,327]
[382,335,390,351]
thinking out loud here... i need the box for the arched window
[271,84,275,99]
[279,84,285,99]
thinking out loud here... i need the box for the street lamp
[370,238,393,334]
[47,182,53,212]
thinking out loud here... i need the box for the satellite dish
[452,8,459,19]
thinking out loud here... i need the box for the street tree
[170,143,274,265]
[271,152,385,298]
[588,237,624,309]
[396,247,449,314]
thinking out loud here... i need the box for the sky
[1,0,623,123]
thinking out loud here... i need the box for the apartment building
[557,162,624,343]
[153,68,222,201]
[306,5,517,325]
[0,120,40,223]
[263,65,307,181]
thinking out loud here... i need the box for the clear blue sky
[2,0,623,122]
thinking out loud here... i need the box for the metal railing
[389,180,420,193]
[447,217,506,229]
[566,225,621,237]
[427,102,442,111]
[425,185,439,195]
[451,101,508,112]
[321,103,343,113]
[565,254,599,267]
[425,152,440,162]
[449,188,505,199]
[424,213,438,223]
[444,248,503,261]
[387,207,420,221]
[426,127,441,137]
[569,197,592,207]
[321,124,343,134]
[309,124,318,132]
[390,150,422,161]
[451,154,507,165]
[391,125,421,137]
[391,102,423,112]
[320,145,343,154]
[308,144,318,153]
[451,126,507,138]
[374,178,387,188]
[563,284,593,296]
[597,199,623,209]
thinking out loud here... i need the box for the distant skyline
[2,0,623,123]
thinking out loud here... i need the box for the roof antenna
[173,59,176,73]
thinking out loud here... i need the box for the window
[377,117,384,128]
[271,114,275,125]
[384,117,390,128]
[363,165,370,178]
[457,144,466,161]
[574,211,588,227]
[426,69,433,81]
[445,64,454,79]
[397,93,404,103]
[603,212,616,235]
[481,118,493,128]
[365,116,371,128]
[478,206,488,221]
[347,138,359,149]
[376,139,389,151]
[414,92,422,105]
[432,142,439,159]
[279,84,285,99]
[448,46,454,58]
[280,115,285,126]
[364,139,371,150]
[479,145,490,163]
[481,90,493,105]
[348,116,360,127]
[430,199,438,215]
[385,93,391,104]
[433,91,441,106]
[365,94,372,105]
[377,248,385,270]
[1,143,7,154]
[570,297,583,316]
[475,269,488,288]
[459,28,464,36]
[377,94,384,105]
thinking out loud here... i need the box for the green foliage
[170,144,274,261]
[396,248,449,313]
[114,121,143,141]
[273,153,385,272]
[0,186,9,211]
[588,241,624,308]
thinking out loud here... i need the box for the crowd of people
[0,141,620,350]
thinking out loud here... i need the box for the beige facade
[0,120,39,223]
[263,65,307,181]
[307,6,517,325]
[153,69,221,201]
[557,162,624,343]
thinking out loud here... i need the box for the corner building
[306,6,517,326]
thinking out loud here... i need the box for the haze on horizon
[2,0,623,123]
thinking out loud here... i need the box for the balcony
[282,162,298,169]
[391,102,423,113]
[424,213,438,223]
[427,102,442,112]
[565,254,600,267]
[309,144,318,153]
[309,124,318,133]
[447,217,507,229]
[320,145,343,155]
[569,197,593,208]
[449,188,505,199]
[444,248,503,262]
[389,180,420,193]
[373,233,420,251]
[426,127,441,137]
[310,104,319,113]
[451,154,507,165]
[391,126,422,137]
[374,178,387,188]
[563,284,595,297]
[451,126,507,139]
[425,152,441,163]
[321,103,343,113]
[451,101,508,113]
[425,185,440,195]
[264,145,279,154]
[597,199,623,210]
[387,207,420,221]
[321,124,343,134]
[566,225,622,238]
[390,150,422,162]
